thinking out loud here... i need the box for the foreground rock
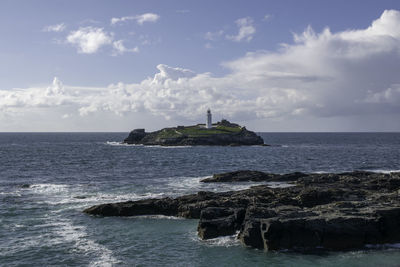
[123,119,264,146]
[200,170,307,183]
[84,171,400,251]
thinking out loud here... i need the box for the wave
[105,141,133,146]
[266,182,296,188]
[200,233,240,247]
[24,183,167,207]
[47,219,119,266]
[29,183,69,194]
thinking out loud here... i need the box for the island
[84,170,400,252]
[123,116,264,146]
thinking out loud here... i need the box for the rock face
[84,171,400,251]
[123,120,264,146]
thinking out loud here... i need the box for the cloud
[112,40,139,55]
[66,27,113,54]
[111,13,160,25]
[205,30,224,41]
[226,17,256,42]
[43,23,66,32]
[3,10,400,130]
[364,85,400,104]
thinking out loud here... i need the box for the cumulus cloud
[3,10,400,130]
[43,23,66,32]
[66,27,113,54]
[111,13,160,25]
[226,17,256,42]
[112,40,139,55]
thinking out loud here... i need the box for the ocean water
[1,132,400,266]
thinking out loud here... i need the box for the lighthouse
[206,109,212,129]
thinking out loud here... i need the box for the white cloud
[111,13,160,25]
[43,23,66,32]
[205,30,224,41]
[226,17,256,42]
[66,27,113,54]
[3,10,400,131]
[112,40,139,55]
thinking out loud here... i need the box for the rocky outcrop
[84,171,400,252]
[123,120,264,146]
[200,170,307,183]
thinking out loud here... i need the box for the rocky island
[84,170,400,252]
[123,119,264,146]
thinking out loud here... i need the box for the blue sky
[1,0,400,131]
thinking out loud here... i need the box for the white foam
[313,171,329,174]
[105,141,130,146]
[29,183,69,194]
[266,182,296,188]
[50,219,119,266]
[164,176,298,196]
[0,191,22,197]
[200,233,240,247]
[36,190,167,207]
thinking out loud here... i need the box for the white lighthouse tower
[206,109,212,129]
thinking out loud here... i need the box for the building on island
[206,109,212,129]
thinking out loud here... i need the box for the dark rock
[84,170,400,252]
[197,207,245,239]
[201,170,279,183]
[200,170,306,183]
[124,129,147,144]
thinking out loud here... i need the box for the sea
[1,132,400,267]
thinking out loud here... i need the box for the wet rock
[201,170,278,183]
[84,171,400,252]
[197,207,245,239]
[201,170,307,183]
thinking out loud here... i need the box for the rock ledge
[84,171,400,251]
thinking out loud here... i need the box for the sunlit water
[1,132,400,266]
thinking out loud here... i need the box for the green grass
[156,128,182,138]
[176,125,242,137]
[155,124,242,139]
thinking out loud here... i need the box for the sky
[1,0,400,132]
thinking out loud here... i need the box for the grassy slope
[156,125,242,139]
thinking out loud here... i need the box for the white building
[206,109,212,129]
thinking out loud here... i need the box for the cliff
[123,120,264,146]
